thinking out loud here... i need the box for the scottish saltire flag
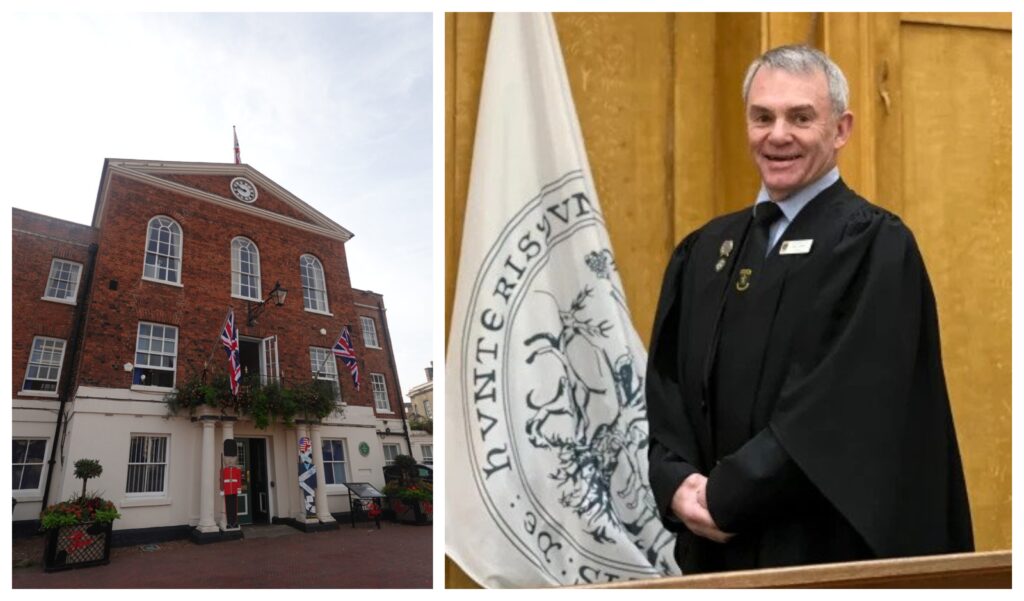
[333,326,360,391]
[233,125,241,164]
[220,309,242,396]
[445,13,678,587]
[297,436,317,516]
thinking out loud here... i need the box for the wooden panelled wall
[445,12,1011,588]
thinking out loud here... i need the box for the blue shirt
[753,167,840,253]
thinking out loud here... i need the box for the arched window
[300,254,329,313]
[231,237,262,300]
[143,216,182,284]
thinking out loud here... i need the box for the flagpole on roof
[233,125,241,164]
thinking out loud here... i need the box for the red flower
[422,501,433,515]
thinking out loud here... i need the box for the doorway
[239,336,280,385]
[236,438,271,524]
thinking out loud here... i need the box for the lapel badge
[719,240,734,257]
[715,239,734,272]
[736,268,752,292]
[779,239,813,255]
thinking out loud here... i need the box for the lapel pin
[715,239,734,272]
[719,240,734,257]
[736,268,752,292]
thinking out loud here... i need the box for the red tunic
[222,466,242,495]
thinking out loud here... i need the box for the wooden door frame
[824,12,1011,215]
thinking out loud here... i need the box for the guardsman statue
[222,439,242,529]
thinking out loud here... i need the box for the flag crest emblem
[445,13,676,587]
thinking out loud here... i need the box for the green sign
[359,441,370,457]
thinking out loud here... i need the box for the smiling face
[746,67,853,200]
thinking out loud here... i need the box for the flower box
[389,498,433,525]
[43,521,113,572]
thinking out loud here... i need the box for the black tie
[751,201,783,258]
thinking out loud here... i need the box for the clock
[230,177,258,203]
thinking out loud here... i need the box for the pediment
[92,159,353,242]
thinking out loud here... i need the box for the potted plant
[383,455,432,525]
[41,459,121,572]
[166,369,338,429]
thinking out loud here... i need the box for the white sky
[0,12,434,403]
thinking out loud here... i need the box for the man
[646,45,973,574]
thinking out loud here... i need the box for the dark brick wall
[156,173,317,225]
[11,209,97,397]
[350,289,403,417]
[75,173,383,411]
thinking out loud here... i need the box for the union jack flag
[333,326,360,391]
[220,309,242,396]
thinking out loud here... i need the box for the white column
[196,418,218,533]
[219,419,235,530]
[310,424,335,523]
[295,423,311,521]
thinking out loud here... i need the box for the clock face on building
[230,177,258,203]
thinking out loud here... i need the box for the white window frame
[13,437,50,495]
[309,347,341,403]
[370,373,391,413]
[321,438,348,487]
[421,444,433,465]
[382,443,401,466]
[21,336,66,397]
[42,258,83,305]
[231,237,262,301]
[423,399,432,419]
[133,322,178,390]
[142,216,183,286]
[299,254,330,315]
[260,336,280,385]
[125,434,169,497]
[360,316,380,348]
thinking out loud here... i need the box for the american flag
[333,326,360,391]
[233,125,241,164]
[220,309,242,396]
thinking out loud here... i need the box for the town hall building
[12,158,415,543]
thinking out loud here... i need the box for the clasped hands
[671,472,735,543]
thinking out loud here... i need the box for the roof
[92,158,354,242]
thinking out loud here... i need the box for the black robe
[646,179,973,574]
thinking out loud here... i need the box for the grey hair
[742,45,849,117]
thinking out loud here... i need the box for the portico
[190,410,338,543]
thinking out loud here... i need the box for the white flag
[446,13,679,587]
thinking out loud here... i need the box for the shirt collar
[753,167,840,223]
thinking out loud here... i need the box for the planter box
[43,521,113,572]
[389,498,433,525]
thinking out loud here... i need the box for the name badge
[779,239,813,255]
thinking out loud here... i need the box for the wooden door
[236,439,252,525]
[866,13,1011,552]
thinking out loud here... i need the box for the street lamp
[247,281,288,326]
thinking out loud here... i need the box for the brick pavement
[12,522,432,588]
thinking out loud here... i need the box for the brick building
[12,158,414,542]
